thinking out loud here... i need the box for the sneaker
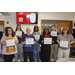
[37,60,40,62]
[20,61,23,62]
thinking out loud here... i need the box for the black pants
[4,54,14,62]
[24,51,33,62]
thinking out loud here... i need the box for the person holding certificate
[50,25,59,62]
[21,27,36,62]
[1,27,18,62]
[39,28,53,62]
[57,27,74,59]
[32,26,41,62]
[14,24,24,62]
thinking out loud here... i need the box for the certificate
[6,39,15,46]
[60,41,68,48]
[26,38,34,44]
[44,38,52,44]
[34,35,40,40]
[51,31,57,36]
[16,31,22,36]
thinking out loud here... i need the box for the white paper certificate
[26,38,34,44]
[34,35,40,40]
[44,38,52,44]
[6,39,15,46]
[16,31,22,36]
[51,31,57,36]
[60,41,68,48]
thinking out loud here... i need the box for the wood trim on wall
[0,21,5,33]
[71,21,73,33]
[58,21,59,32]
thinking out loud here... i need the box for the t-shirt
[1,35,18,55]
[21,34,36,52]
[57,34,74,50]
[50,31,59,44]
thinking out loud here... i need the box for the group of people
[0,24,74,62]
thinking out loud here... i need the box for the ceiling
[0,12,11,16]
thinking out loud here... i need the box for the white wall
[0,12,37,34]
[38,12,75,30]
[0,12,75,33]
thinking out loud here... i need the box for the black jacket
[39,34,52,51]
[72,32,75,39]
[0,31,3,40]
[50,32,59,44]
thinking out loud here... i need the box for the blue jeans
[15,43,23,61]
[33,43,40,60]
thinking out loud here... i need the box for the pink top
[1,35,18,55]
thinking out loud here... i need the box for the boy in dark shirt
[50,25,59,62]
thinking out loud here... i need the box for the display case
[41,20,58,33]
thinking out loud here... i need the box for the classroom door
[59,21,72,34]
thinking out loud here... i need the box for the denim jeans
[15,43,23,61]
[33,43,40,60]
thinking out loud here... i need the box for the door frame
[0,21,5,33]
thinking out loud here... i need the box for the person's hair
[43,28,50,35]
[34,26,39,32]
[62,30,69,35]
[15,24,22,31]
[5,27,15,37]
[51,25,56,31]
[51,25,56,28]
[26,27,31,31]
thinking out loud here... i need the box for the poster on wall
[16,12,38,24]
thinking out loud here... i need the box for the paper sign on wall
[38,27,40,31]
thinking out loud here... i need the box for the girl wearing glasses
[1,27,18,62]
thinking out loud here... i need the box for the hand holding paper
[41,40,44,43]
[21,41,26,44]
[34,41,36,44]
[68,42,71,45]
[15,41,18,44]
[18,36,22,38]
[5,41,7,46]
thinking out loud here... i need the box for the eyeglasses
[8,30,12,32]
[27,30,31,31]
[45,30,48,31]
